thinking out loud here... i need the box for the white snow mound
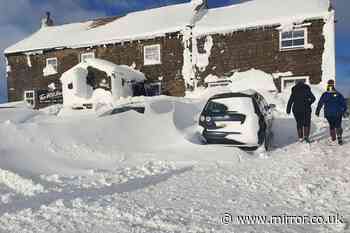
[0,169,44,196]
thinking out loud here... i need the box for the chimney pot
[41,11,54,28]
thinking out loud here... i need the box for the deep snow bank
[0,169,44,196]
[0,96,240,176]
[0,71,330,177]
[189,68,277,99]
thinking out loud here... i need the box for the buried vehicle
[199,90,275,150]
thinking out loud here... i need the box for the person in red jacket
[286,81,316,143]
[316,80,347,145]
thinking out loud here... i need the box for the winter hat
[327,79,335,91]
[327,79,335,86]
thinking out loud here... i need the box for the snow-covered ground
[0,91,349,233]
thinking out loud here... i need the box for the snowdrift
[0,97,237,176]
[0,67,337,177]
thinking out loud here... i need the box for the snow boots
[329,128,343,145]
[297,127,311,143]
[304,127,311,143]
[337,128,343,145]
[330,128,337,141]
[297,128,304,142]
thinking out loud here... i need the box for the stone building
[4,0,335,107]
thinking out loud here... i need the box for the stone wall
[195,19,325,91]
[6,19,327,102]
[6,33,185,102]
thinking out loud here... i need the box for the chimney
[192,0,208,11]
[41,11,54,28]
[202,0,208,8]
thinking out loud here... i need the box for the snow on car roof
[209,89,258,99]
[194,0,330,36]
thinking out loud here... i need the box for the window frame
[279,28,308,51]
[46,57,58,72]
[24,90,36,107]
[68,83,73,90]
[145,82,162,96]
[143,44,161,66]
[281,76,310,92]
[80,52,95,62]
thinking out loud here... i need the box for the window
[204,101,228,116]
[46,58,58,71]
[281,76,310,92]
[24,90,35,107]
[207,79,232,88]
[43,57,58,76]
[68,83,73,90]
[144,44,161,65]
[145,82,162,96]
[81,52,95,62]
[280,28,307,50]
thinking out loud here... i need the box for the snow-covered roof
[194,0,330,36]
[5,2,197,54]
[5,0,330,54]
[61,58,146,83]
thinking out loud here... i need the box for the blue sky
[0,0,349,101]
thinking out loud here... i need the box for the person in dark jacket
[316,80,347,145]
[286,81,316,143]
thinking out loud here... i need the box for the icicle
[26,54,32,68]
[5,57,11,73]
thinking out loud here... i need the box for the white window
[280,28,307,50]
[281,76,310,92]
[46,58,58,71]
[81,52,95,62]
[24,90,35,107]
[43,57,58,76]
[144,44,161,65]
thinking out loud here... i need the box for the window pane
[144,45,161,65]
[81,53,95,62]
[145,83,161,96]
[293,30,305,38]
[293,39,305,46]
[282,31,293,39]
[284,80,296,89]
[47,58,58,71]
[48,60,55,65]
[284,79,307,89]
[145,48,159,60]
[282,40,293,47]
[205,101,228,116]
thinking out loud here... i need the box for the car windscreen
[204,97,254,116]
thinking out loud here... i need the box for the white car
[199,90,274,150]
